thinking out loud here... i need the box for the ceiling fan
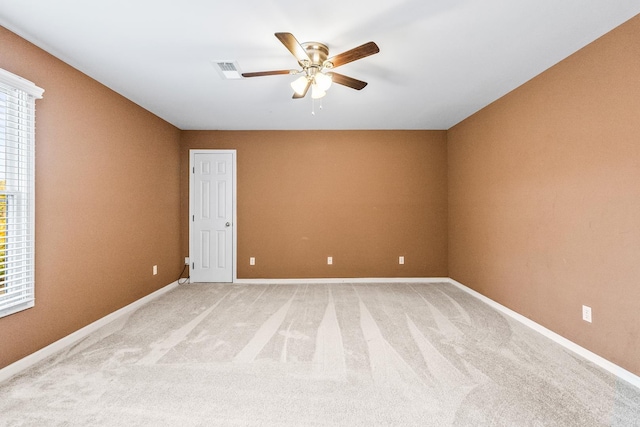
[242,32,380,99]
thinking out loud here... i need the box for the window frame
[0,68,43,319]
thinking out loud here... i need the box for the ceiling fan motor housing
[301,42,331,68]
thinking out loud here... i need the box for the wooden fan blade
[326,41,379,68]
[292,80,311,99]
[275,32,311,64]
[329,72,368,90]
[241,70,292,78]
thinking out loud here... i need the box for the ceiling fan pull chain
[311,98,315,115]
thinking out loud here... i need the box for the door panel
[190,151,234,282]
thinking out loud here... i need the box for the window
[0,68,43,318]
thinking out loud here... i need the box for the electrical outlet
[399,256,405,265]
[250,257,255,266]
[153,265,158,275]
[582,305,592,323]
[184,257,190,265]
[327,256,333,265]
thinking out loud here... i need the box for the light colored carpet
[0,282,638,426]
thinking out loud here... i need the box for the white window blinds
[0,68,43,318]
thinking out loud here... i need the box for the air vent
[213,61,243,79]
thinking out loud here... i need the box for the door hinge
[192,262,195,269]
[192,215,194,221]
[192,167,195,173]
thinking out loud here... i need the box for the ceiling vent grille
[213,61,243,79]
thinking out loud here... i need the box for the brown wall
[448,15,640,375]
[0,27,182,368]
[180,131,448,278]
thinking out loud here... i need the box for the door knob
[225,222,231,227]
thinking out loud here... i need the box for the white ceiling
[1,1,638,130]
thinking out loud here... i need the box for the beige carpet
[0,282,638,426]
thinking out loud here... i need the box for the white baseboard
[232,277,450,285]
[0,280,180,384]
[447,278,640,390]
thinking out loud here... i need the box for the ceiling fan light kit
[291,75,310,96]
[291,68,332,99]
[314,72,332,91]
[242,32,379,102]
[311,84,326,100]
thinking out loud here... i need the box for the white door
[189,150,235,282]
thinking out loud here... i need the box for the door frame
[189,149,237,282]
